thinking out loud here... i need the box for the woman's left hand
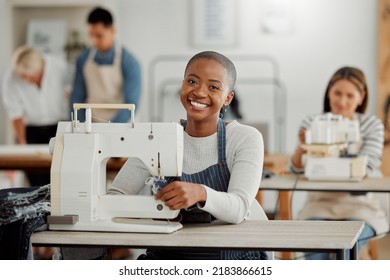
[155,181,207,210]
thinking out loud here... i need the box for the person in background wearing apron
[2,46,70,187]
[68,7,140,259]
[109,51,267,260]
[70,6,141,123]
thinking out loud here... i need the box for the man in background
[70,6,141,122]
[67,6,141,259]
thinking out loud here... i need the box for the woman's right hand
[155,181,207,210]
[298,129,306,144]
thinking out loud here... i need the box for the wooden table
[0,145,288,172]
[32,220,364,260]
[261,175,390,193]
[260,174,390,259]
[0,144,126,172]
[0,146,288,177]
[261,175,390,221]
[2,148,364,259]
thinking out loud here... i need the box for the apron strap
[88,45,121,63]
[217,118,227,162]
[87,48,97,61]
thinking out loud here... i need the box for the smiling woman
[323,67,368,119]
[110,51,267,260]
[180,53,235,137]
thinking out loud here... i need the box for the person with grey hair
[70,6,141,123]
[2,45,70,187]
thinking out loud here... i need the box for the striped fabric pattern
[145,119,266,260]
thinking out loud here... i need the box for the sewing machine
[48,104,184,233]
[302,113,367,181]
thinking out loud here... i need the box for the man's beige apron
[83,47,123,121]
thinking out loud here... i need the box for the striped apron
[140,118,267,260]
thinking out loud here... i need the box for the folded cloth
[0,185,50,259]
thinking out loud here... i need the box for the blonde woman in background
[2,46,70,187]
[2,46,71,260]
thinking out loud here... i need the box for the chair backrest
[247,199,268,221]
[372,193,390,236]
[247,200,274,260]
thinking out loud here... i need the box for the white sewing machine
[302,113,367,181]
[48,104,184,233]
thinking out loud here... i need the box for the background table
[260,174,390,259]
[0,144,126,173]
[0,146,289,173]
[260,175,390,220]
[261,175,390,193]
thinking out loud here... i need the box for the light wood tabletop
[2,148,365,259]
[32,220,364,260]
[258,173,390,260]
[0,144,126,172]
[0,145,288,174]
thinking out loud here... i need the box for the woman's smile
[189,98,209,110]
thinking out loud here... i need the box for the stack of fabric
[0,184,50,259]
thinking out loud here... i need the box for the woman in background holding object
[2,46,70,187]
[291,67,388,259]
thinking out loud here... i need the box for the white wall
[0,0,378,150]
[0,0,378,215]
[114,0,377,215]
[0,0,10,144]
[116,0,377,156]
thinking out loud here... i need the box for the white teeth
[190,101,208,109]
